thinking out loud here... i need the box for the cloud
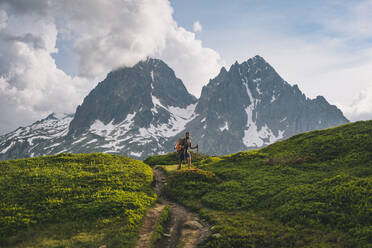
[0,0,223,134]
[317,0,372,120]
[56,1,222,94]
[61,0,174,78]
[193,21,202,32]
[0,13,92,134]
[158,25,222,97]
[1,32,45,49]
[342,84,372,121]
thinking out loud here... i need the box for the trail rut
[135,167,210,248]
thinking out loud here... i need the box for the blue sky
[169,0,370,61]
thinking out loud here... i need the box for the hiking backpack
[175,137,184,152]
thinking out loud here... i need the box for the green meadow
[0,153,155,248]
[159,121,372,247]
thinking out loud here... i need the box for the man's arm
[190,142,198,149]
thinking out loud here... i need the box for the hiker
[175,131,198,170]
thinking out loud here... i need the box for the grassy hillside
[156,121,372,247]
[0,153,156,248]
[143,151,209,166]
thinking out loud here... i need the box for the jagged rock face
[64,58,197,158]
[178,56,349,155]
[69,58,196,135]
[0,56,349,160]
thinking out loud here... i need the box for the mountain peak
[228,55,270,72]
[47,112,73,120]
[252,54,265,61]
[192,55,348,154]
[139,57,163,66]
[218,66,228,77]
[132,57,165,73]
[245,55,269,67]
[313,95,329,104]
[68,58,196,135]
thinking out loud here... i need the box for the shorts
[178,150,190,161]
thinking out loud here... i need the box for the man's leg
[177,151,182,170]
[187,157,191,169]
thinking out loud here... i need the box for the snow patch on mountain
[44,142,62,150]
[89,112,136,138]
[151,95,165,114]
[167,103,197,132]
[85,139,97,145]
[72,136,87,145]
[258,125,284,143]
[241,73,283,147]
[0,141,16,154]
[84,97,197,152]
[242,104,284,147]
[271,95,276,103]
[150,91,197,137]
[130,151,143,157]
[220,121,229,132]
[139,102,197,141]
[90,120,118,136]
[87,114,137,152]
[280,117,287,122]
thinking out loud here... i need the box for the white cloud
[0,0,223,134]
[158,25,222,97]
[58,1,221,95]
[193,21,202,32]
[0,13,93,134]
[341,82,372,121]
[61,0,173,78]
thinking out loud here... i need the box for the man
[176,131,198,170]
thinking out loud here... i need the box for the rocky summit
[0,56,348,160]
[174,55,349,155]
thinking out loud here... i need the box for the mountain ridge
[0,56,349,160]
[175,55,348,155]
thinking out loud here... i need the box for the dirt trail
[135,204,166,248]
[135,167,210,248]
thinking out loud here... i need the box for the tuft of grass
[0,153,156,248]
